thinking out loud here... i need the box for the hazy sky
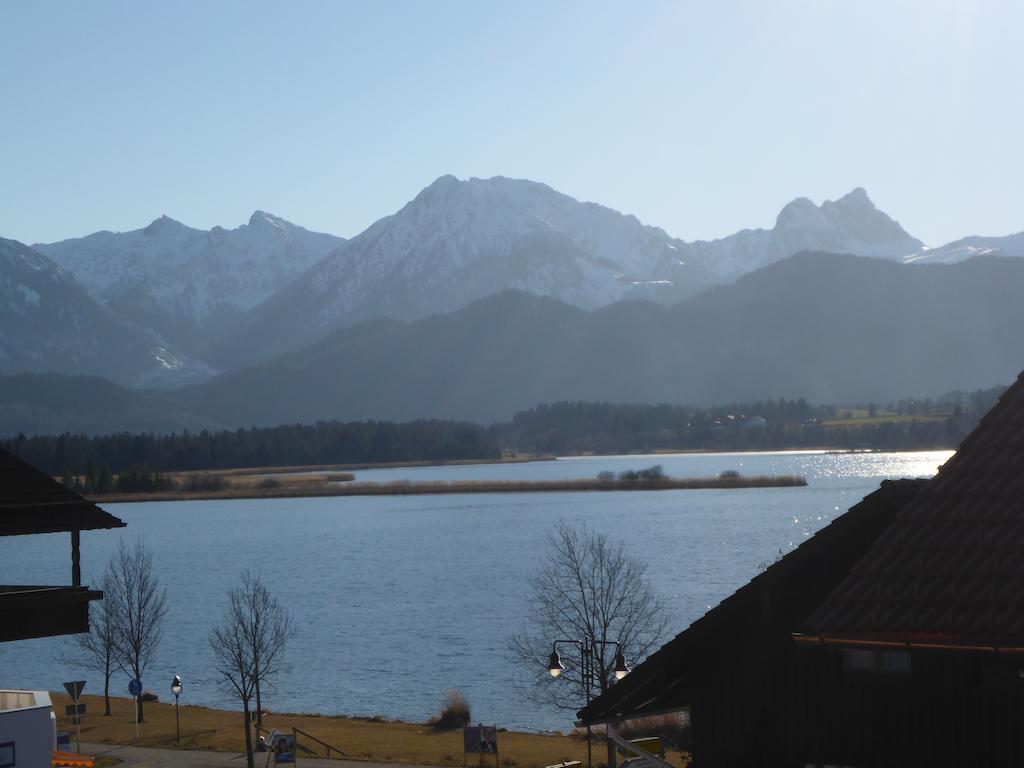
[2,1,1021,246]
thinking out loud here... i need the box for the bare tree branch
[106,538,168,723]
[210,572,294,768]
[509,521,670,711]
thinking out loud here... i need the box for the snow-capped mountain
[0,238,214,388]
[683,187,924,282]
[34,212,344,354]
[903,231,1024,265]
[213,175,714,366]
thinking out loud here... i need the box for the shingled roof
[0,449,125,536]
[799,371,1024,650]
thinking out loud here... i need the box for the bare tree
[243,572,294,729]
[210,573,294,768]
[509,521,670,711]
[74,568,117,715]
[107,538,168,723]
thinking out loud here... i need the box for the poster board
[463,725,498,765]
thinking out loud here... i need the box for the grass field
[53,694,689,767]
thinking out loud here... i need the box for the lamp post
[170,675,183,744]
[548,639,628,768]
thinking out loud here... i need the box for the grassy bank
[52,694,689,767]
[92,474,806,503]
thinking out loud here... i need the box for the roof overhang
[0,585,102,642]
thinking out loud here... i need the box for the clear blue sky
[2,0,1021,246]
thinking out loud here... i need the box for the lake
[0,450,951,731]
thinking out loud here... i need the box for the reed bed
[329,474,807,496]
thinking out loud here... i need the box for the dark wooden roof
[800,371,1024,650]
[0,449,125,535]
[578,478,925,725]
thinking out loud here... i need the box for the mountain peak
[775,197,825,230]
[828,187,876,212]
[142,215,184,236]
[248,210,291,230]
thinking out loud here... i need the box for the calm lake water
[0,450,950,731]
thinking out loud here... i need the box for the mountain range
[34,211,344,354]
[3,176,1024,434]
[0,237,212,388]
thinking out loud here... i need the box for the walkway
[81,743,441,768]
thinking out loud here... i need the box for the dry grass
[91,470,805,504]
[51,694,689,768]
[329,475,806,496]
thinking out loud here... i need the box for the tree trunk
[103,669,111,716]
[255,678,263,728]
[243,704,255,768]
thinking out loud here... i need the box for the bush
[719,469,741,479]
[429,689,471,731]
[618,464,665,482]
[596,470,616,482]
[140,689,160,703]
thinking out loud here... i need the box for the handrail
[607,726,674,768]
[293,727,348,757]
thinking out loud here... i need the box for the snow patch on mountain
[903,231,1024,265]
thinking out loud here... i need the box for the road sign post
[63,680,86,754]
[128,679,142,742]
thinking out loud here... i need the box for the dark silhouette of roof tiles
[0,449,125,536]
[802,370,1024,647]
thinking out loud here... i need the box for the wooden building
[579,371,1024,767]
[0,448,125,643]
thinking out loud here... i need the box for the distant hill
[0,238,213,388]
[0,373,223,436]
[177,252,1024,426]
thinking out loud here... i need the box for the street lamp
[548,639,629,768]
[170,675,183,744]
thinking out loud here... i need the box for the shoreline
[50,693,692,768]
[91,474,807,503]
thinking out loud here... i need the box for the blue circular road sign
[128,678,142,697]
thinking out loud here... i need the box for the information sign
[272,733,296,764]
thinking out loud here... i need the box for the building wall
[0,691,54,768]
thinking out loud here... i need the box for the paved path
[80,743,440,768]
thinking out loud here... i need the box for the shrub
[618,465,665,482]
[596,470,616,482]
[719,469,741,479]
[140,689,160,703]
[429,689,471,731]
